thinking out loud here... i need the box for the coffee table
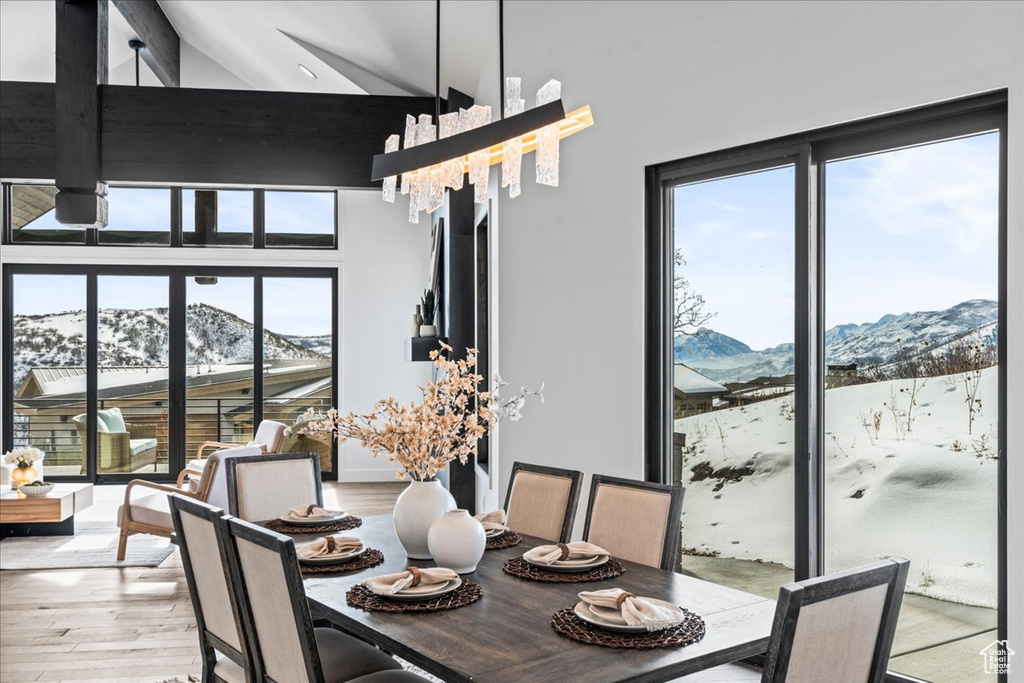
[0,483,94,538]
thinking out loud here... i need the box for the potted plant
[4,447,46,488]
[289,343,542,561]
[419,289,437,338]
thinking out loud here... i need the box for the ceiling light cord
[435,0,441,124]
[499,0,505,120]
[129,38,145,87]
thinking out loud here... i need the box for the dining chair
[116,443,264,561]
[675,559,910,682]
[221,516,427,683]
[760,558,910,683]
[582,474,685,571]
[224,451,322,522]
[168,494,251,683]
[503,461,584,543]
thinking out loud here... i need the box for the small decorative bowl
[18,482,55,497]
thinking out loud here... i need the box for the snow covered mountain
[13,303,327,387]
[284,334,333,356]
[676,299,998,382]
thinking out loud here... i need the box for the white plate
[485,528,506,539]
[279,510,348,526]
[297,544,367,565]
[574,598,685,633]
[525,553,610,573]
[383,577,463,602]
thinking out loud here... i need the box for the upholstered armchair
[72,407,158,473]
[116,444,263,561]
[176,419,288,491]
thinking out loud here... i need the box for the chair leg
[117,520,131,561]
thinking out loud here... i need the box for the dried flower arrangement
[289,343,541,481]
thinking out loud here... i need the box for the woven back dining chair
[224,452,322,522]
[220,517,422,683]
[503,461,584,543]
[582,475,685,571]
[760,559,910,683]
[168,495,250,683]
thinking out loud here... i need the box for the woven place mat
[551,606,706,649]
[346,580,483,613]
[486,531,522,550]
[264,516,363,534]
[299,548,384,575]
[502,556,625,583]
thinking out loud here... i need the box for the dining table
[297,514,776,683]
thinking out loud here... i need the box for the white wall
[495,0,1024,669]
[0,190,433,482]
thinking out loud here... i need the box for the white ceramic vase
[427,509,486,574]
[419,324,437,338]
[393,479,456,559]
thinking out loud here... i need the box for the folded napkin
[578,588,685,632]
[522,541,608,565]
[364,567,460,595]
[297,535,363,560]
[474,509,509,532]
[288,504,342,520]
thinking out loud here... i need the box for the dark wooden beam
[111,0,180,87]
[54,0,108,227]
[445,86,478,513]
[0,82,438,188]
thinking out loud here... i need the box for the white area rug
[0,521,175,570]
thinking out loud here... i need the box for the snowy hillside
[13,303,327,387]
[677,299,997,382]
[676,366,998,608]
[284,334,333,356]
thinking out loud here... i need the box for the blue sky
[674,132,1000,350]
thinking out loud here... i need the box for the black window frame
[2,264,340,485]
[645,90,1008,683]
[1,183,339,250]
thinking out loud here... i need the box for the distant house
[723,374,795,406]
[826,362,859,388]
[673,364,729,417]
[13,359,332,471]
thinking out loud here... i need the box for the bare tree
[674,250,715,337]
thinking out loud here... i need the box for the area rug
[0,521,175,570]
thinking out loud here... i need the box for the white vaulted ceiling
[0,0,496,97]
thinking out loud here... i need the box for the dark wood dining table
[299,514,775,683]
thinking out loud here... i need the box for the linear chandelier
[371,0,594,223]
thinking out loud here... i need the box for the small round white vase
[427,510,486,574]
[393,479,456,560]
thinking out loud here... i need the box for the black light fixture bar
[370,99,566,181]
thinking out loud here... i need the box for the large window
[647,94,1006,683]
[3,185,338,249]
[3,267,337,482]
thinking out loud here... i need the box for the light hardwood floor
[0,482,403,683]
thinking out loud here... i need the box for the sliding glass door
[3,266,338,483]
[648,94,1006,683]
[822,132,1001,676]
[671,165,796,598]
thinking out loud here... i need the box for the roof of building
[673,364,728,395]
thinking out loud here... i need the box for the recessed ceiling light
[298,63,317,79]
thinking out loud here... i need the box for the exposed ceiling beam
[1,81,438,188]
[111,0,180,87]
[279,30,425,97]
[54,0,108,228]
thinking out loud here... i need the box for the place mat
[502,556,625,583]
[551,606,706,649]
[346,580,483,613]
[264,516,362,534]
[299,548,384,575]
[486,530,522,550]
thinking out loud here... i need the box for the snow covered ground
[676,366,998,608]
